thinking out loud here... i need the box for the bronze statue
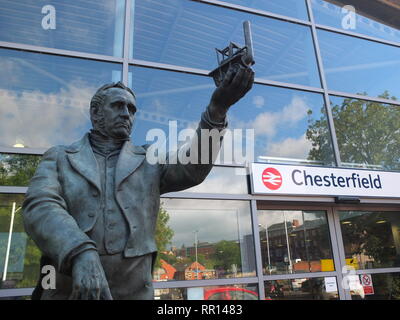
[22,24,254,300]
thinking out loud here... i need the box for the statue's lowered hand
[208,65,254,122]
[69,250,113,300]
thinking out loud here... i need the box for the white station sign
[251,163,400,198]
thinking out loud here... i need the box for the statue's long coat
[23,112,225,298]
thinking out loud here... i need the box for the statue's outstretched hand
[69,250,113,300]
[208,65,254,122]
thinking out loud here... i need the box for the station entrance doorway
[256,201,400,300]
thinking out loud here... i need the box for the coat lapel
[115,142,146,189]
[66,134,101,192]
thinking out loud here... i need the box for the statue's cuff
[61,242,97,275]
[202,107,228,130]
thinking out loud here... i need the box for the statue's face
[100,88,136,139]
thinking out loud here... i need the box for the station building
[0,0,400,300]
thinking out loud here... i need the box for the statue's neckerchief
[89,129,129,155]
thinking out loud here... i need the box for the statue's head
[90,81,137,140]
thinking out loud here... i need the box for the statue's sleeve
[159,108,227,194]
[22,146,97,275]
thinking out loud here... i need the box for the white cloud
[234,95,310,139]
[0,82,95,148]
[266,134,312,159]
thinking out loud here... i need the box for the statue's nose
[121,105,130,118]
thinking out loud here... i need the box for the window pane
[339,211,400,270]
[318,30,400,100]
[238,84,335,166]
[132,0,321,87]
[351,273,400,300]
[131,67,334,166]
[155,284,259,300]
[221,0,309,21]
[183,166,249,194]
[258,210,334,275]
[154,199,256,281]
[0,49,122,149]
[312,0,400,43]
[0,194,40,289]
[0,0,125,57]
[0,154,41,187]
[265,277,339,300]
[329,96,400,171]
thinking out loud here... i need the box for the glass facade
[258,210,334,275]
[155,283,259,300]
[340,210,400,270]
[0,0,399,300]
[264,277,339,300]
[154,199,256,281]
[0,0,126,56]
[329,96,400,171]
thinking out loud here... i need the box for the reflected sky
[220,0,309,21]
[132,0,321,87]
[318,30,400,99]
[0,0,125,57]
[0,49,121,148]
[312,0,400,43]
[132,66,334,165]
[0,47,333,166]
[183,166,248,194]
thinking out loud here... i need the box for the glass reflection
[328,96,400,171]
[318,30,400,99]
[264,277,339,300]
[0,49,122,149]
[132,0,321,87]
[351,273,400,300]
[221,0,309,21]
[155,284,259,300]
[131,66,334,166]
[183,166,248,194]
[153,199,256,281]
[0,194,40,289]
[0,0,125,57]
[258,210,334,275]
[312,0,400,43]
[340,211,400,270]
[0,154,41,187]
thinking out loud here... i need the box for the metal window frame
[1,0,400,300]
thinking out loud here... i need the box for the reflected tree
[0,154,41,186]
[307,91,400,170]
[154,204,174,269]
[212,240,241,272]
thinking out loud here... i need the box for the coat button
[108,223,115,230]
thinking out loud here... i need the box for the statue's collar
[89,129,127,155]
[65,133,146,155]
